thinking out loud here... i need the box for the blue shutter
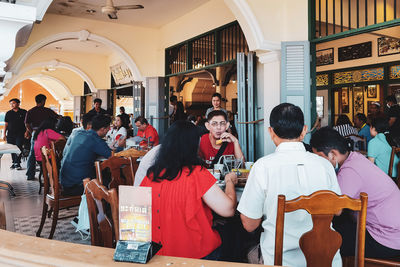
[281,41,311,142]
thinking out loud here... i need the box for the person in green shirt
[368,117,399,177]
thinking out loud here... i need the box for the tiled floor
[0,154,89,244]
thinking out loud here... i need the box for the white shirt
[134,145,161,186]
[237,142,342,267]
[110,127,127,148]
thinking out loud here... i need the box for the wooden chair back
[41,146,60,198]
[95,156,136,190]
[345,134,367,152]
[274,190,368,267]
[83,178,119,248]
[51,139,67,163]
[388,147,400,186]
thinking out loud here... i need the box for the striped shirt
[333,124,358,136]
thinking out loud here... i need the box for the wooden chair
[38,140,66,195]
[274,190,368,267]
[345,134,367,152]
[95,156,137,190]
[83,178,119,248]
[0,202,6,230]
[388,146,400,188]
[36,146,81,239]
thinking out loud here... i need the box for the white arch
[7,60,95,93]
[224,0,280,51]
[8,30,143,81]
[9,74,73,103]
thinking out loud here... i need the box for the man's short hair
[91,114,111,131]
[371,117,389,133]
[170,95,177,102]
[207,110,227,121]
[270,103,304,139]
[386,95,397,104]
[212,93,222,100]
[134,116,148,125]
[93,98,102,105]
[355,113,367,124]
[35,94,47,104]
[310,127,351,156]
[120,106,125,112]
[82,113,92,129]
[9,98,20,104]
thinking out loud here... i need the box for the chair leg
[36,202,48,237]
[48,207,53,218]
[48,205,59,239]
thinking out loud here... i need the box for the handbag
[74,193,90,240]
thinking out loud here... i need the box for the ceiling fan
[101,0,144,20]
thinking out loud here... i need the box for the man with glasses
[134,116,159,147]
[199,110,244,168]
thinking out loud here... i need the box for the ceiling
[47,0,210,28]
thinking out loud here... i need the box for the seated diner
[134,116,159,147]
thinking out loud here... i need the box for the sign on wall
[110,62,133,86]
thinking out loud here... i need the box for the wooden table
[0,230,281,266]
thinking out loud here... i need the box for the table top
[0,230,280,266]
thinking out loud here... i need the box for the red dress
[137,124,159,146]
[199,133,235,167]
[140,166,221,258]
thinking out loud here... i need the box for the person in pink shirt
[311,127,400,259]
[33,118,65,162]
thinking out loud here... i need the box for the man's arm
[240,214,262,232]
[25,123,32,139]
[220,132,244,160]
[389,117,396,127]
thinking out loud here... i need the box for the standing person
[205,93,227,118]
[3,98,27,170]
[237,103,341,267]
[134,116,159,147]
[354,113,372,143]
[385,95,400,143]
[140,120,237,259]
[169,95,186,122]
[333,114,358,136]
[25,94,58,180]
[119,106,130,128]
[367,102,385,124]
[311,127,400,259]
[60,114,112,196]
[86,98,108,117]
[199,110,244,168]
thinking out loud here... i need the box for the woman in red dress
[141,120,237,260]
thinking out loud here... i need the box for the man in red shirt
[134,116,159,147]
[199,110,244,167]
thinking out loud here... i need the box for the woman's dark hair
[270,103,304,139]
[33,117,58,140]
[116,114,129,129]
[147,120,203,182]
[310,127,352,156]
[56,116,73,136]
[371,117,389,133]
[336,114,352,126]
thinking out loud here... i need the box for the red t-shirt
[34,129,63,161]
[199,133,235,167]
[137,124,159,146]
[140,166,221,258]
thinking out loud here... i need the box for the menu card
[118,186,152,242]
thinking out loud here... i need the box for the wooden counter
[0,230,279,266]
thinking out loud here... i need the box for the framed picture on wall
[353,87,364,118]
[316,48,334,66]
[341,88,349,113]
[378,37,400,57]
[367,85,377,98]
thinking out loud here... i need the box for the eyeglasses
[210,121,227,128]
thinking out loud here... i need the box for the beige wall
[317,31,400,72]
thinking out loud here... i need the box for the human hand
[118,136,126,147]
[24,131,31,139]
[220,132,238,143]
[2,135,6,142]
[224,172,238,185]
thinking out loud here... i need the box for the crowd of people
[3,91,400,265]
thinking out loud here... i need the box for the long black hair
[146,120,203,182]
[336,114,352,126]
[33,117,58,140]
[116,114,129,129]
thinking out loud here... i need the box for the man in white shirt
[237,103,342,267]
